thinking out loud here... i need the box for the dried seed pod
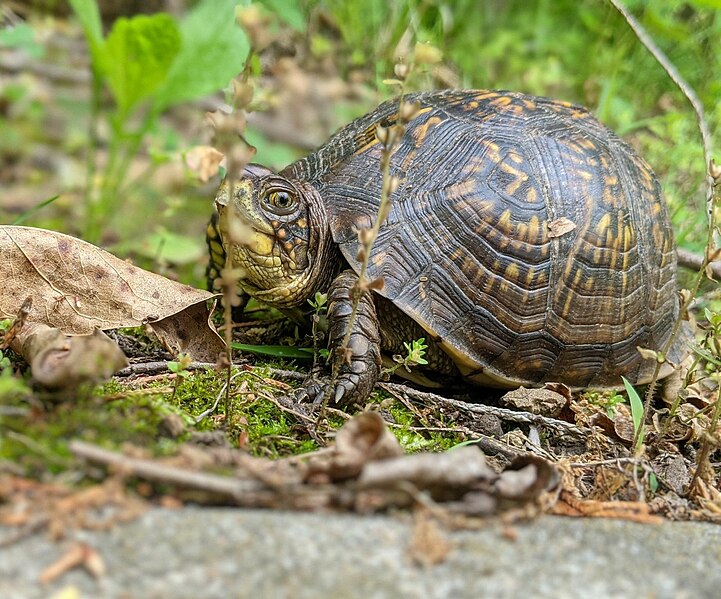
[400,100,422,123]
[394,62,410,81]
[375,124,390,146]
[387,175,401,195]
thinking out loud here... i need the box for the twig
[380,383,590,439]
[69,440,286,506]
[0,51,90,84]
[194,370,244,423]
[114,361,217,377]
[568,457,639,468]
[114,361,306,383]
[608,0,716,453]
[607,0,713,185]
[677,248,721,280]
[257,390,316,425]
[381,380,435,428]
[263,367,307,381]
[453,434,524,461]
[690,381,721,492]
[0,517,50,548]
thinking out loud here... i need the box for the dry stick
[608,0,716,452]
[115,361,306,382]
[114,361,218,377]
[194,370,244,424]
[678,248,721,280]
[324,72,414,422]
[69,440,277,505]
[380,382,590,439]
[690,381,721,492]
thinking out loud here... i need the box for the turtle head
[214,164,331,308]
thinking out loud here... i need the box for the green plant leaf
[154,0,249,110]
[0,23,45,59]
[102,14,181,116]
[232,343,314,359]
[649,472,659,494]
[125,230,205,265]
[68,0,103,46]
[260,0,306,31]
[622,376,644,448]
[687,0,721,8]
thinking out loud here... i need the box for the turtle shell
[284,89,683,388]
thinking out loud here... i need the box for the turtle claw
[291,374,362,409]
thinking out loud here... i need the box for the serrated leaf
[154,0,249,110]
[102,14,181,116]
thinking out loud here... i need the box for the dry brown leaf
[589,404,634,446]
[0,226,223,361]
[547,217,576,238]
[495,455,559,501]
[309,412,403,481]
[500,386,567,417]
[357,446,495,493]
[11,324,128,389]
[408,509,451,568]
[184,145,224,182]
[553,491,663,523]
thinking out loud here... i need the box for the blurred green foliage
[1,0,717,271]
[307,0,720,249]
[68,0,249,243]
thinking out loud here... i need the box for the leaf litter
[3,223,721,575]
[0,225,224,390]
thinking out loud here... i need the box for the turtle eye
[265,190,297,215]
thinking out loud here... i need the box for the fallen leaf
[495,455,559,501]
[553,490,662,523]
[589,404,635,446]
[357,446,495,493]
[408,509,451,568]
[309,412,403,481]
[11,324,128,389]
[547,217,576,238]
[0,226,223,361]
[500,386,567,417]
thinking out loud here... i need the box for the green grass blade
[622,376,645,450]
[11,196,60,225]
[231,343,314,359]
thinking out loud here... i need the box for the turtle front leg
[299,270,382,407]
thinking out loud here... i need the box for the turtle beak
[214,178,232,211]
[214,178,273,247]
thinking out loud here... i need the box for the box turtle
[207,89,686,405]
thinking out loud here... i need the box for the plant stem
[83,71,102,239]
[690,380,721,492]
